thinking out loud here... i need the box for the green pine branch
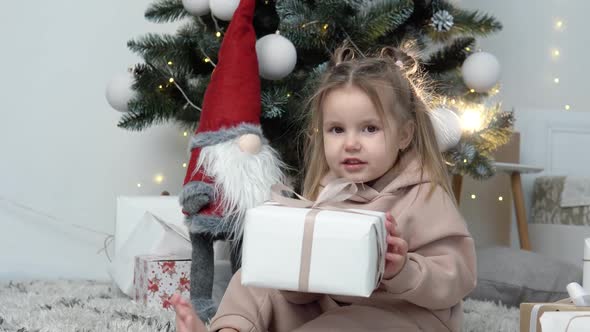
[348,0,414,46]
[428,5,502,42]
[145,0,188,23]
[315,0,361,27]
[424,37,475,73]
[261,86,291,119]
[276,0,315,25]
[118,94,179,131]
[451,8,503,37]
[127,33,196,62]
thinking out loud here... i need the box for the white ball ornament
[182,0,210,16]
[461,51,501,92]
[209,0,239,21]
[429,107,463,152]
[256,34,297,80]
[105,72,137,112]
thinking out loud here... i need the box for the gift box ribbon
[270,179,385,292]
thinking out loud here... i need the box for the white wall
[0,1,187,280]
[458,0,590,113]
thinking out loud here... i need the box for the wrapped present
[115,196,230,260]
[115,196,187,255]
[133,255,191,309]
[108,211,191,296]
[241,180,386,297]
[520,301,590,332]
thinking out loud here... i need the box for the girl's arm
[374,184,477,310]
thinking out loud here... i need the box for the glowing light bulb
[552,49,560,57]
[182,163,187,168]
[498,196,503,201]
[216,32,221,38]
[465,47,471,52]
[554,78,560,84]
[204,58,210,63]
[169,78,174,83]
[565,104,571,111]
[461,109,483,132]
[167,61,173,65]
[471,194,476,200]
[323,24,329,30]
[183,131,188,137]
[137,183,142,188]
[555,19,564,30]
[154,174,164,184]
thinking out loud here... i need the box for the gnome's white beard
[196,138,286,239]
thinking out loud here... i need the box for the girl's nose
[344,134,361,152]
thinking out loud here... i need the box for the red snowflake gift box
[133,255,191,309]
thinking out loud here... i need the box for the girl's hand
[383,211,408,280]
[170,293,208,332]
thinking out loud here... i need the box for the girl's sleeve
[376,184,477,310]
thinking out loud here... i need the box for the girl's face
[321,85,413,183]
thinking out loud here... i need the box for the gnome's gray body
[179,0,285,321]
[179,125,284,322]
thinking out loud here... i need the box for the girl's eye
[364,125,379,133]
[329,127,344,134]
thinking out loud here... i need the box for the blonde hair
[302,46,453,201]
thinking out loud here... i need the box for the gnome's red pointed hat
[179,0,264,224]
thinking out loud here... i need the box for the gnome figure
[179,0,285,321]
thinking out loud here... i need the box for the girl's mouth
[342,158,367,171]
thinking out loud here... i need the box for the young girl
[172,46,477,332]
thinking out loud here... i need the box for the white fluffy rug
[0,280,519,332]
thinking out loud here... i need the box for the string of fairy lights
[552,18,570,111]
[465,16,568,203]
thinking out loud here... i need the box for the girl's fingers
[386,212,398,226]
[386,237,407,254]
[385,253,405,264]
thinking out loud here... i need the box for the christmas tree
[108,0,511,183]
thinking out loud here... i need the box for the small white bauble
[105,72,137,112]
[209,0,239,21]
[461,51,501,92]
[182,0,210,16]
[256,34,297,80]
[429,107,463,152]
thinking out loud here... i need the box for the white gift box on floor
[114,196,187,255]
[108,211,192,296]
[540,311,590,332]
[241,203,386,297]
[115,196,230,261]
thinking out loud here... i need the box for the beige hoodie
[209,149,477,332]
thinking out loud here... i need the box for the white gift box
[115,196,230,261]
[540,311,590,332]
[108,211,192,296]
[114,196,187,255]
[241,203,386,297]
